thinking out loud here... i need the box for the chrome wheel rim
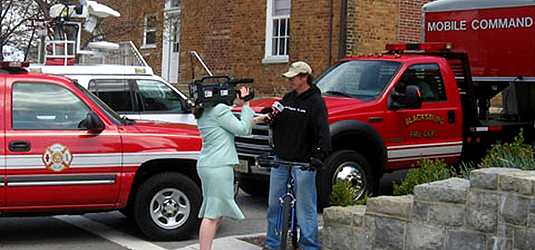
[149,188,190,230]
[332,161,367,200]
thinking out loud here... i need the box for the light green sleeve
[214,104,254,136]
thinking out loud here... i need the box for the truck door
[4,78,123,208]
[385,63,463,168]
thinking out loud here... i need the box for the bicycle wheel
[279,195,293,250]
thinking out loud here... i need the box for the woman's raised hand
[235,85,251,106]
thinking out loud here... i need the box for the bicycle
[257,154,320,250]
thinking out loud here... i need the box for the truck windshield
[317,60,401,100]
[73,81,123,125]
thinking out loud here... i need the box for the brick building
[99,0,179,84]
[102,0,430,94]
[180,0,431,94]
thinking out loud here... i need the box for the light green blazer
[197,103,254,167]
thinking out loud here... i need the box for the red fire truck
[0,62,202,240]
[235,0,535,208]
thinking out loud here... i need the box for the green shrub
[393,159,451,196]
[330,180,358,207]
[355,192,368,206]
[480,130,535,170]
[452,161,476,179]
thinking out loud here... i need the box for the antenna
[42,1,121,65]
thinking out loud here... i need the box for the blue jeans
[265,164,321,250]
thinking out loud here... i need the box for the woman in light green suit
[194,86,264,250]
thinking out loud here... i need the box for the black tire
[239,177,269,197]
[133,172,201,241]
[317,150,378,209]
[280,195,292,250]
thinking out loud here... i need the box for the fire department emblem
[42,144,73,172]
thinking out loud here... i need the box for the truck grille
[235,124,272,157]
[234,112,273,175]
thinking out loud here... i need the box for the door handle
[9,141,31,152]
[448,111,455,124]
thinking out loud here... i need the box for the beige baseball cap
[282,61,312,78]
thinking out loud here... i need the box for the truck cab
[237,39,535,208]
[236,49,466,206]
[0,62,203,241]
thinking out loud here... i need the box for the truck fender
[329,120,386,175]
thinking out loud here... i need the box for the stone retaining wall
[321,168,535,250]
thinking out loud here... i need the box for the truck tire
[317,150,377,209]
[134,172,201,241]
[238,178,269,197]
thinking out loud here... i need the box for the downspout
[339,0,348,60]
[328,0,334,66]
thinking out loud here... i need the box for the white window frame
[263,0,290,64]
[142,14,158,49]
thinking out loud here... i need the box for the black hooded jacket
[271,86,331,163]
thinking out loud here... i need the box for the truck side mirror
[389,85,422,110]
[183,100,193,113]
[79,112,105,132]
[183,99,195,113]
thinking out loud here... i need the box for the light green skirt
[197,165,245,220]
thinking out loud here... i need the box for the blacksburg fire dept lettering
[427,16,533,32]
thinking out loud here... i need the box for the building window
[143,14,158,48]
[263,0,290,64]
[165,0,180,10]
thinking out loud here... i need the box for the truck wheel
[134,172,201,241]
[239,178,269,197]
[317,150,377,209]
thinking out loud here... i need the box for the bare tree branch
[0,0,14,23]
[0,4,32,42]
[33,0,48,15]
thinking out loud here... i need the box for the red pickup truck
[0,62,202,240]
[236,0,535,208]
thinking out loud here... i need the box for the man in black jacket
[264,61,331,250]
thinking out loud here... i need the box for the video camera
[189,76,254,108]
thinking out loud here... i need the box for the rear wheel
[317,150,377,209]
[133,172,201,241]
